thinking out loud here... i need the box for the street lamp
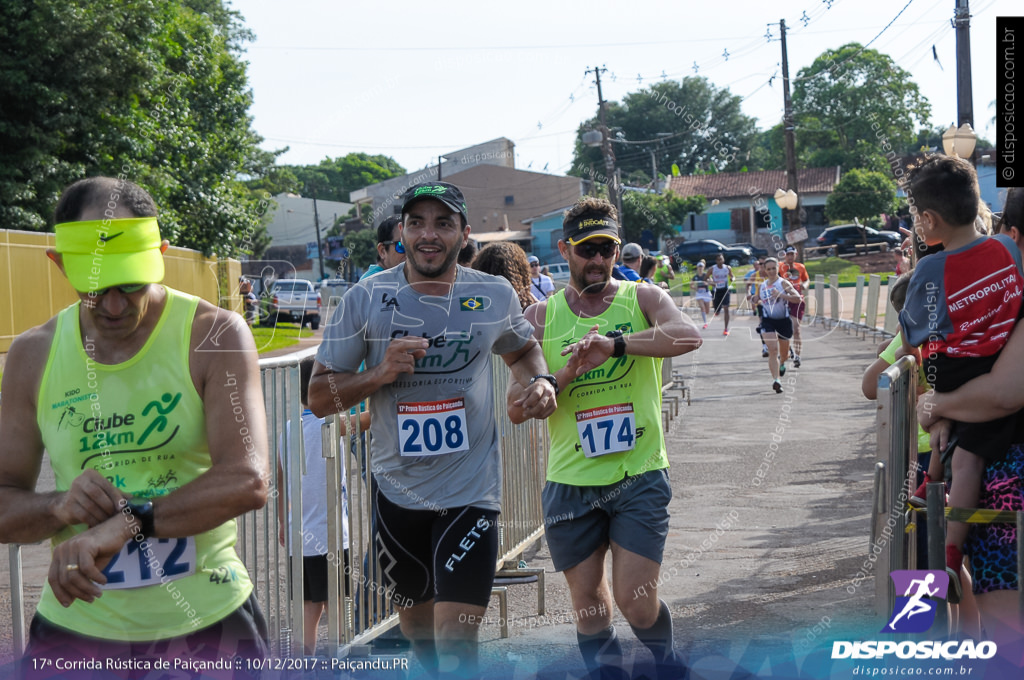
[774,188,798,211]
[942,123,977,159]
[774,189,800,255]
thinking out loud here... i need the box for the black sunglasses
[573,241,617,260]
[381,240,405,253]
[86,283,148,296]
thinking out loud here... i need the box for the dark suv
[671,239,753,269]
[816,224,901,256]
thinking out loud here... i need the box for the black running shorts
[760,315,793,339]
[712,287,731,310]
[373,486,499,608]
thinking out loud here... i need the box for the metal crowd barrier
[876,356,1024,623]
[245,348,553,658]
[4,347,552,660]
[872,355,918,618]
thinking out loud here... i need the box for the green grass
[665,257,895,297]
[250,322,313,355]
[803,257,893,285]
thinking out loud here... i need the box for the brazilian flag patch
[614,322,633,333]
[460,297,486,311]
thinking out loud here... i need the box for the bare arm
[48,305,271,606]
[308,337,428,417]
[918,321,1024,425]
[502,337,557,422]
[0,322,130,544]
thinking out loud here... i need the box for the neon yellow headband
[54,217,164,292]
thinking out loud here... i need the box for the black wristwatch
[530,374,559,395]
[124,499,155,539]
[605,330,626,358]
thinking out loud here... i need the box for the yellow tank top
[542,282,668,485]
[35,287,252,640]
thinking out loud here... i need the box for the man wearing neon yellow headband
[0,177,270,667]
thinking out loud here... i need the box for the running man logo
[882,570,949,634]
[460,297,486,311]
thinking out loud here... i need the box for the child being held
[899,155,1024,602]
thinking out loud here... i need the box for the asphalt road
[465,310,885,679]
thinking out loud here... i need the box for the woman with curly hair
[471,242,538,311]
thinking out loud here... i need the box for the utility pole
[954,0,975,164]
[587,65,622,225]
[312,190,325,281]
[779,19,803,256]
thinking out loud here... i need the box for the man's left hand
[48,516,128,607]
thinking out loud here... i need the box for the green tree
[825,169,898,224]
[288,153,406,203]
[793,43,931,172]
[344,228,378,271]
[0,0,277,255]
[570,78,759,180]
[620,190,706,243]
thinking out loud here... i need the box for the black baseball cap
[401,182,468,221]
[562,213,622,245]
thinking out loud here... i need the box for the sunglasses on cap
[86,283,148,296]
[573,241,617,260]
[381,240,405,253]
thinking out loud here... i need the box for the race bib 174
[576,403,636,458]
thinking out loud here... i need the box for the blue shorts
[542,468,671,571]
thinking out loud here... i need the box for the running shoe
[773,380,783,393]
[794,355,801,368]
[779,363,786,376]
[723,329,729,336]
[702,324,708,329]
[762,346,769,358]
[908,474,948,509]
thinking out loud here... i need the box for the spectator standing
[362,216,406,280]
[527,254,555,299]
[478,244,540,311]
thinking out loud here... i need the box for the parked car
[261,278,321,329]
[815,224,901,256]
[671,240,754,269]
[728,243,769,260]
[543,262,572,281]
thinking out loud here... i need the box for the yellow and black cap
[563,213,622,245]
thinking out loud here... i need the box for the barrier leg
[10,545,25,656]
[927,483,948,632]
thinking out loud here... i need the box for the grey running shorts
[542,468,671,572]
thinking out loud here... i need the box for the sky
[230,0,1017,179]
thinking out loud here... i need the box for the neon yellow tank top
[542,282,668,485]
[35,287,252,641]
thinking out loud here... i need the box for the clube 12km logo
[831,570,997,661]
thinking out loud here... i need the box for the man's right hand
[52,469,125,528]
[373,337,429,384]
